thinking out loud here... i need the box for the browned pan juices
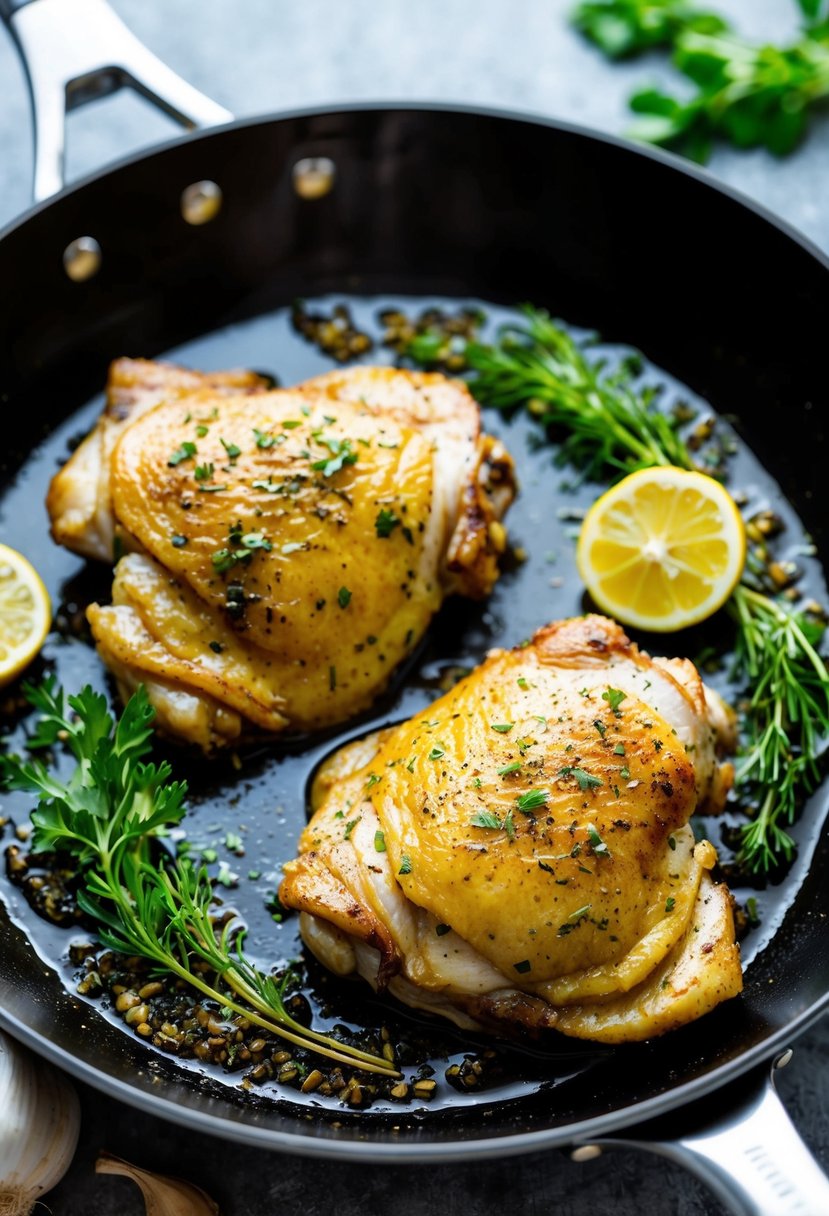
[0,295,827,1142]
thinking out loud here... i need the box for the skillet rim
[0,99,828,1158]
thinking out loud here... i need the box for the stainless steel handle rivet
[62,236,101,281]
[774,1049,793,1070]
[292,157,336,200]
[570,1144,602,1163]
[181,180,222,225]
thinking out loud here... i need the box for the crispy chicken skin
[55,360,515,747]
[280,615,742,1043]
[47,359,269,563]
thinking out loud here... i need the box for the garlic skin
[95,1153,220,1215]
[0,1029,80,1216]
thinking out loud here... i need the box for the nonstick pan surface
[1,105,828,1161]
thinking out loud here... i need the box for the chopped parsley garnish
[168,441,197,467]
[220,438,241,460]
[374,830,386,853]
[517,677,530,690]
[491,722,514,733]
[470,810,503,830]
[665,896,676,913]
[375,507,401,538]
[253,428,277,449]
[503,810,516,841]
[569,904,592,922]
[497,761,522,776]
[365,773,382,789]
[516,788,549,813]
[282,419,302,429]
[194,461,214,482]
[311,434,358,477]
[398,854,413,876]
[587,823,611,859]
[343,816,361,841]
[593,719,606,737]
[613,743,626,755]
[435,923,451,937]
[513,959,532,974]
[427,746,445,761]
[620,766,630,779]
[211,527,272,574]
[538,860,556,875]
[406,757,416,773]
[602,687,627,716]
[668,835,677,851]
[558,766,603,791]
[197,483,228,493]
[195,425,209,438]
[337,586,352,609]
[240,531,272,551]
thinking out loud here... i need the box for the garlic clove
[0,1029,80,1216]
[95,1152,220,1215]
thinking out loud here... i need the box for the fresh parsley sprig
[572,0,727,59]
[404,305,829,874]
[629,26,829,161]
[0,680,397,1076]
[573,0,829,160]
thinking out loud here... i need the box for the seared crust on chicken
[47,359,268,563]
[280,615,742,1043]
[53,359,515,747]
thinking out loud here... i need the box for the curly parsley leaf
[0,680,396,1076]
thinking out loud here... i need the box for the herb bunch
[457,307,692,479]
[0,680,396,1075]
[404,306,829,874]
[572,0,727,59]
[572,0,829,160]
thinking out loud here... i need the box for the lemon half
[0,544,51,684]
[577,468,745,632]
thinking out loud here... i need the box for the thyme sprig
[729,585,829,871]
[405,305,829,873]
[460,307,692,478]
[0,680,397,1076]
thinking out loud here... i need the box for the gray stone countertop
[1,1,828,1213]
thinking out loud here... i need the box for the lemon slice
[0,544,51,684]
[577,468,745,632]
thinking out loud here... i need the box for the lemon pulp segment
[0,544,51,684]
[577,468,745,632]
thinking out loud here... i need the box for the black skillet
[1,1,829,1211]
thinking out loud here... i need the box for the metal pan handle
[0,0,232,202]
[571,1051,829,1215]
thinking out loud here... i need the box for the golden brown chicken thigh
[47,359,268,563]
[51,360,514,748]
[280,615,742,1044]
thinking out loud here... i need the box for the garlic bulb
[0,1029,80,1215]
[95,1153,220,1215]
